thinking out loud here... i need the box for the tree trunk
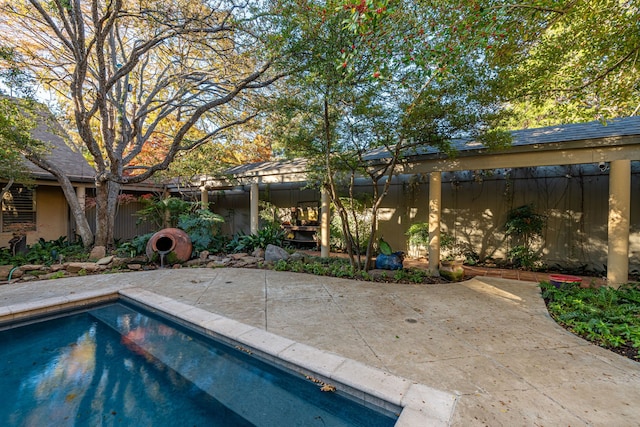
[94,179,120,247]
[0,178,14,203]
[24,155,94,247]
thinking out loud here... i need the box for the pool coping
[0,287,457,426]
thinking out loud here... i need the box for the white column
[320,188,330,257]
[250,182,259,235]
[428,171,442,275]
[607,159,631,287]
[200,186,209,210]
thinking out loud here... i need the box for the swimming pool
[0,301,398,426]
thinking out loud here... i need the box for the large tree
[268,0,510,270]
[0,0,282,247]
[492,0,640,124]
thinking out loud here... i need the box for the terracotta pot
[146,228,193,263]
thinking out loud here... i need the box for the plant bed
[540,281,640,362]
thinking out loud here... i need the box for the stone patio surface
[1,268,638,426]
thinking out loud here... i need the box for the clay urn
[146,228,193,263]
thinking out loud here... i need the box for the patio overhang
[197,117,640,286]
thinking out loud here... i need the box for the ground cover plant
[0,236,87,266]
[540,281,640,361]
[271,255,443,285]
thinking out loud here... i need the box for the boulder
[89,246,106,260]
[264,244,289,263]
[0,265,15,280]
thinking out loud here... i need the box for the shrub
[226,224,285,254]
[0,236,86,266]
[178,209,225,253]
[116,233,154,258]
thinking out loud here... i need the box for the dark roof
[21,102,95,182]
[223,158,310,177]
[208,116,640,183]
[363,116,640,161]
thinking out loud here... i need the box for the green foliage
[541,281,640,356]
[406,222,430,247]
[507,245,542,271]
[178,209,225,253]
[378,237,392,255]
[0,98,44,184]
[488,1,640,122]
[504,205,545,241]
[136,196,194,230]
[226,224,285,254]
[115,233,154,258]
[329,198,372,253]
[0,236,87,266]
[504,204,546,270]
[268,254,434,284]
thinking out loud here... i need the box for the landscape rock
[19,264,45,272]
[0,265,15,280]
[96,255,114,266]
[207,261,227,268]
[289,252,306,262]
[10,269,24,279]
[89,246,106,260]
[127,264,142,271]
[264,244,289,263]
[230,253,248,260]
[252,248,265,259]
[199,250,210,261]
[66,262,99,273]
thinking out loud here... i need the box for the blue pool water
[0,302,397,426]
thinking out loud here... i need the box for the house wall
[374,164,639,275]
[210,163,639,276]
[0,184,68,247]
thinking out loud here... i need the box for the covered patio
[197,117,640,286]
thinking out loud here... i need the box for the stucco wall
[0,184,69,247]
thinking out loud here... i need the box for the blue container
[375,252,404,270]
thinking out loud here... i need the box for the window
[1,184,36,233]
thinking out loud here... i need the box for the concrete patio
[1,268,638,425]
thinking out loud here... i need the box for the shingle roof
[208,116,640,182]
[20,102,95,182]
[363,116,640,161]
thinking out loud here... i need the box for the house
[195,117,640,285]
[0,103,161,248]
[0,106,94,248]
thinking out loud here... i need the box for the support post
[200,186,209,210]
[607,159,631,287]
[250,183,259,235]
[320,188,330,257]
[428,171,442,275]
